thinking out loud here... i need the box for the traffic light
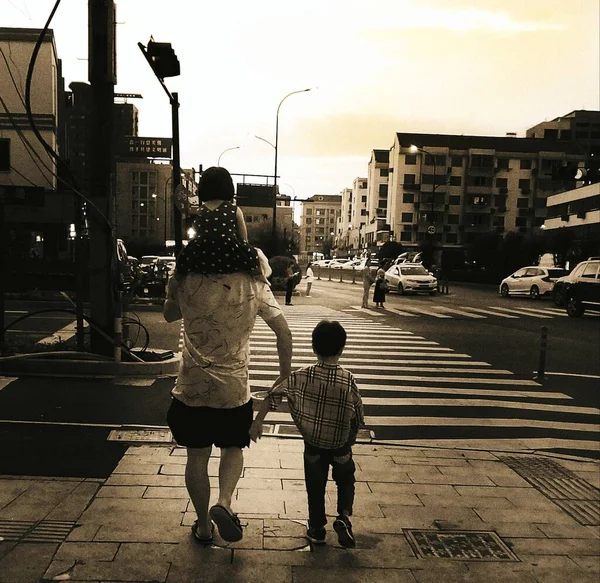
[146,41,180,79]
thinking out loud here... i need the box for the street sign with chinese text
[121,136,172,158]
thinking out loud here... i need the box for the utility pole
[88,0,117,356]
[171,92,182,254]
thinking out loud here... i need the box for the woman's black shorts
[167,397,254,449]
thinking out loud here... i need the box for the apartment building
[335,187,353,254]
[299,195,342,258]
[347,177,368,252]
[386,132,584,264]
[363,149,390,251]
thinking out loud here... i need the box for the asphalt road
[1,281,598,477]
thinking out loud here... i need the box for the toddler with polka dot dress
[174,167,268,283]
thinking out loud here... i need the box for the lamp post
[152,191,168,245]
[218,146,241,167]
[410,145,438,235]
[272,88,312,246]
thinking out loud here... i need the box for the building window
[380,168,389,177]
[403,193,414,203]
[493,216,505,227]
[447,214,459,224]
[449,195,461,206]
[496,177,508,188]
[360,181,367,188]
[445,233,458,244]
[520,159,532,169]
[471,176,490,187]
[379,184,388,196]
[451,156,462,167]
[517,198,529,208]
[515,217,527,227]
[306,209,312,215]
[401,212,413,223]
[471,154,494,168]
[360,209,367,216]
[496,158,510,169]
[400,231,412,241]
[403,174,416,185]
[449,176,462,186]
[305,217,312,224]
[361,195,367,203]
[405,154,417,165]
[519,178,530,191]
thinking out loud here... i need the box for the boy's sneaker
[333,516,355,548]
[306,526,326,545]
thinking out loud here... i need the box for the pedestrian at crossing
[304,262,314,297]
[361,258,374,308]
[251,320,365,548]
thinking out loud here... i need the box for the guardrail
[314,265,377,284]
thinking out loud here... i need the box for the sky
[3,0,600,209]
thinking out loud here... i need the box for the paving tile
[277,441,305,452]
[369,493,422,508]
[409,564,471,583]
[421,449,498,460]
[167,562,292,583]
[369,483,458,496]
[264,518,308,538]
[506,537,600,556]
[46,481,102,521]
[244,467,304,480]
[536,522,600,539]
[44,557,170,582]
[347,532,416,567]
[493,523,546,538]
[454,485,538,498]
[105,474,186,487]
[79,497,187,522]
[112,460,162,475]
[570,555,600,573]
[54,541,119,562]
[475,508,577,525]
[380,447,426,458]
[234,490,285,514]
[0,480,33,509]
[406,468,494,486]
[93,521,187,543]
[392,457,471,467]
[488,473,532,487]
[368,507,484,531]
[292,566,418,583]
[237,477,283,490]
[96,485,147,498]
[529,568,599,583]
[143,486,189,499]
[280,456,304,469]
[119,452,180,465]
[354,455,395,471]
[243,453,283,469]
[232,547,357,567]
[0,542,58,583]
[0,481,81,520]
[462,563,539,583]
[418,494,514,509]
[65,522,102,542]
[354,469,412,483]
[264,536,309,550]
[212,518,264,550]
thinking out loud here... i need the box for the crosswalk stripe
[250,363,511,374]
[456,307,519,319]
[360,397,598,415]
[431,306,487,318]
[382,305,452,318]
[377,307,417,317]
[365,417,599,431]
[350,307,385,316]
[251,356,491,367]
[489,306,553,318]
[515,306,567,317]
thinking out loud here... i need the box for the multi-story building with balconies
[335,187,353,255]
[299,194,342,259]
[347,177,368,253]
[363,149,390,252]
[386,132,585,265]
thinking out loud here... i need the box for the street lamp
[272,88,312,245]
[217,146,241,167]
[410,144,438,235]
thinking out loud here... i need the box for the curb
[0,354,180,378]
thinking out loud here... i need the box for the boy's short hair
[312,320,346,358]
[199,166,235,202]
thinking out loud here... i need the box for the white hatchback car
[384,263,437,295]
[499,266,568,299]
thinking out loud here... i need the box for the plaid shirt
[266,362,365,449]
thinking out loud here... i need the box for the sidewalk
[0,438,598,583]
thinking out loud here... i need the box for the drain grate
[0,519,76,543]
[502,456,600,526]
[405,529,519,561]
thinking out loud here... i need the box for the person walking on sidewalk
[163,270,292,544]
[361,258,374,308]
[251,320,364,548]
[304,262,314,297]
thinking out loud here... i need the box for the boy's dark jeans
[303,440,356,529]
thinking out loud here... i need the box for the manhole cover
[405,530,519,561]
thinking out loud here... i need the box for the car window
[547,269,568,278]
[524,268,540,277]
[513,268,526,277]
[401,266,428,276]
[581,263,600,279]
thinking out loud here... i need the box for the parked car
[156,256,176,281]
[559,258,600,317]
[499,266,568,299]
[384,262,437,295]
[312,259,334,268]
[553,258,600,307]
[329,258,353,269]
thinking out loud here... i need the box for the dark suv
[556,258,600,317]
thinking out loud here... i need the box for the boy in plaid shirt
[251,320,364,547]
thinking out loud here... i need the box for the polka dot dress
[176,201,259,275]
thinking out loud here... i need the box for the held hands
[249,420,263,442]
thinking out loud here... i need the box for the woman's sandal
[209,504,243,542]
[191,521,214,544]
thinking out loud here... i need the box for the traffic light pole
[171,92,182,254]
[88,0,117,357]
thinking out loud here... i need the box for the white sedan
[384,263,437,295]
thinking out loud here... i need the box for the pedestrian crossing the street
[249,306,600,459]
[348,304,580,320]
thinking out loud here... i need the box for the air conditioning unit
[561,214,570,222]
[577,211,586,219]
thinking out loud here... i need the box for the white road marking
[457,307,519,319]
[489,306,553,318]
[370,307,417,317]
[0,378,18,392]
[365,417,600,431]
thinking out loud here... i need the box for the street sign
[427,225,437,235]
[0,185,45,206]
[121,136,172,158]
